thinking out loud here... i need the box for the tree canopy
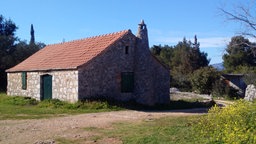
[0,15,45,91]
[221,1,256,88]
[223,35,256,73]
[0,15,17,69]
[151,36,210,91]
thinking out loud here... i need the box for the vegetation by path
[195,100,256,144]
[0,93,122,120]
[0,92,215,120]
[57,115,202,144]
[1,93,254,143]
[66,100,256,144]
[0,109,206,144]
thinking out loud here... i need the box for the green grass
[56,101,255,144]
[106,116,200,144]
[0,92,122,120]
[79,116,202,144]
[0,92,215,120]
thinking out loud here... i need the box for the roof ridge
[47,29,130,46]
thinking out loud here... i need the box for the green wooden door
[42,75,52,100]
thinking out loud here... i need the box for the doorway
[41,74,52,100]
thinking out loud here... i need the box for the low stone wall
[7,70,78,102]
[244,84,256,101]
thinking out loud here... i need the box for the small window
[121,72,134,93]
[21,72,27,90]
[125,46,129,54]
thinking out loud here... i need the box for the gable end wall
[78,32,136,101]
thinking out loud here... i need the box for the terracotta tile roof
[7,30,131,72]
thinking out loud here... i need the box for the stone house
[6,21,170,106]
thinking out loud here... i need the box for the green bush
[229,65,256,85]
[37,98,120,110]
[190,67,220,94]
[194,100,256,143]
[170,74,192,92]
[244,72,256,85]
[212,79,227,97]
[37,99,68,108]
[212,80,240,99]
[4,96,38,106]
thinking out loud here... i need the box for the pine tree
[29,24,35,45]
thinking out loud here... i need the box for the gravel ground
[0,109,207,144]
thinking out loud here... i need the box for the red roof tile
[7,30,130,72]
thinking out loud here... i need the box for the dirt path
[0,108,207,144]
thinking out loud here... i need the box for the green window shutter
[21,72,27,90]
[121,72,134,93]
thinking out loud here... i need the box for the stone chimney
[136,20,149,49]
[134,20,155,105]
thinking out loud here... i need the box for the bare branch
[240,32,256,39]
[221,9,256,30]
[220,6,256,38]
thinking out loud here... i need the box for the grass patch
[0,92,215,120]
[82,116,203,144]
[55,138,84,144]
[83,127,99,131]
[0,92,122,120]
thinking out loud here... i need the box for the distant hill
[211,63,224,71]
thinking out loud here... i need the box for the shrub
[37,99,68,108]
[231,66,256,85]
[212,80,240,99]
[190,67,220,94]
[37,98,121,110]
[244,72,256,85]
[212,79,227,97]
[194,100,256,143]
[170,74,192,92]
[4,96,38,106]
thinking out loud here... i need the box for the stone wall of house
[134,22,170,105]
[152,58,170,104]
[7,72,41,100]
[244,84,256,101]
[7,70,78,102]
[78,31,136,102]
[52,70,78,102]
[78,25,170,106]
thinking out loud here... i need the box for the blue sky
[0,0,250,64]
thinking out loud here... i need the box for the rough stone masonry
[244,84,256,101]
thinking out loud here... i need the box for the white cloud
[248,37,256,43]
[199,37,230,48]
[148,29,233,48]
[152,36,230,48]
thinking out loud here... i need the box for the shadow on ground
[93,98,216,112]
